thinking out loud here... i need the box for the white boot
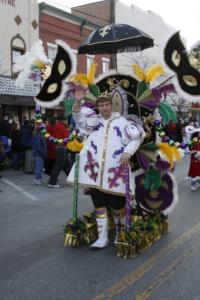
[90,217,109,249]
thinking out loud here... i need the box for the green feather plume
[158,102,177,126]
[162,102,177,123]
[143,166,161,191]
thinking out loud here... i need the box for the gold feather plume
[170,146,182,161]
[87,63,97,83]
[70,63,97,86]
[158,143,174,168]
[132,64,145,81]
[145,64,166,83]
[33,59,45,69]
[132,64,166,83]
[158,143,182,168]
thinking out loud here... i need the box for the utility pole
[110,0,117,70]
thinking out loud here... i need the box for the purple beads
[180,142,187,149]
[162,136,169,143]
[154,119,161,126]
[35,106,41,113]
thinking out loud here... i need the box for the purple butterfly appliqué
[112,147,124,159]
[91,141,97,154]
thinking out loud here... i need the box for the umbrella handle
[73,153,80,221]
[125,166,132,231]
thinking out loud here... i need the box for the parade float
[14,24,200,259]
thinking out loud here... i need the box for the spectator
[187,131,200,190]
[10,122,21,170]
[48,116,70,188]
[21,120,34,174]
[168,120,177,141]
[1,115,9,137]
[176,119,184,143]
[0,135,6,171]
[45,116,56,176]
[33,123,47,185]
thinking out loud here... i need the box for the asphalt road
[0,156,200,300]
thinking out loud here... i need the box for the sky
[39,0,200,48]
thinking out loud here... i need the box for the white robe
[67,107,145,195]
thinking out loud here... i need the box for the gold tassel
[85,224,98,244]
[115,241,137,259]
[64,233,82,247]
[115,219,169,259]
[83,212,98,244]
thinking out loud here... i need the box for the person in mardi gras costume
[67,88,145,249]
[14,39,182,257]
[187,129,200,190]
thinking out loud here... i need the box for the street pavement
[0,156,200,300]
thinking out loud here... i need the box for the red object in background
[168,121,176,134]
[54,122,69,140]
[46,124,56,159]
[188,142,200,179]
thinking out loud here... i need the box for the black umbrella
[78,23,154,54]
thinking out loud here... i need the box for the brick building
[72,0,193,116]
[71,0,113,27]
[71,0,116,69]
[39,2,111,77]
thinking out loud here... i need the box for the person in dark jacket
[176,119,184,143]
[20,120,34,174]
[10,122,21,170]
[33,124,47,185]
[45,116,57,176]
[0,135,6,171]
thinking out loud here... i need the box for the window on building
[87,55,94,73]
[102,57,110,73]
[47,43,58,60]
[12,48,24,64]
[11,48,24,76]
[11,34,26,76]
[72,49,78,73]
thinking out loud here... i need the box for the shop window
[87,55,94,73]
[12,48,24,64]
[47,43,57,60]
[102,57,110,73]
[10,34,26,76]
[72,49,77,73]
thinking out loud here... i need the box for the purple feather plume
[155,158,170,172]
[151,84,176,108]
[158,84,176,96]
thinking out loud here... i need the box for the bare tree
[167,94,188,118]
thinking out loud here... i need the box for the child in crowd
[33,124,47,185]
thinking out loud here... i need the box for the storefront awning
[0,75,39,97]
[0,95,35,107]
